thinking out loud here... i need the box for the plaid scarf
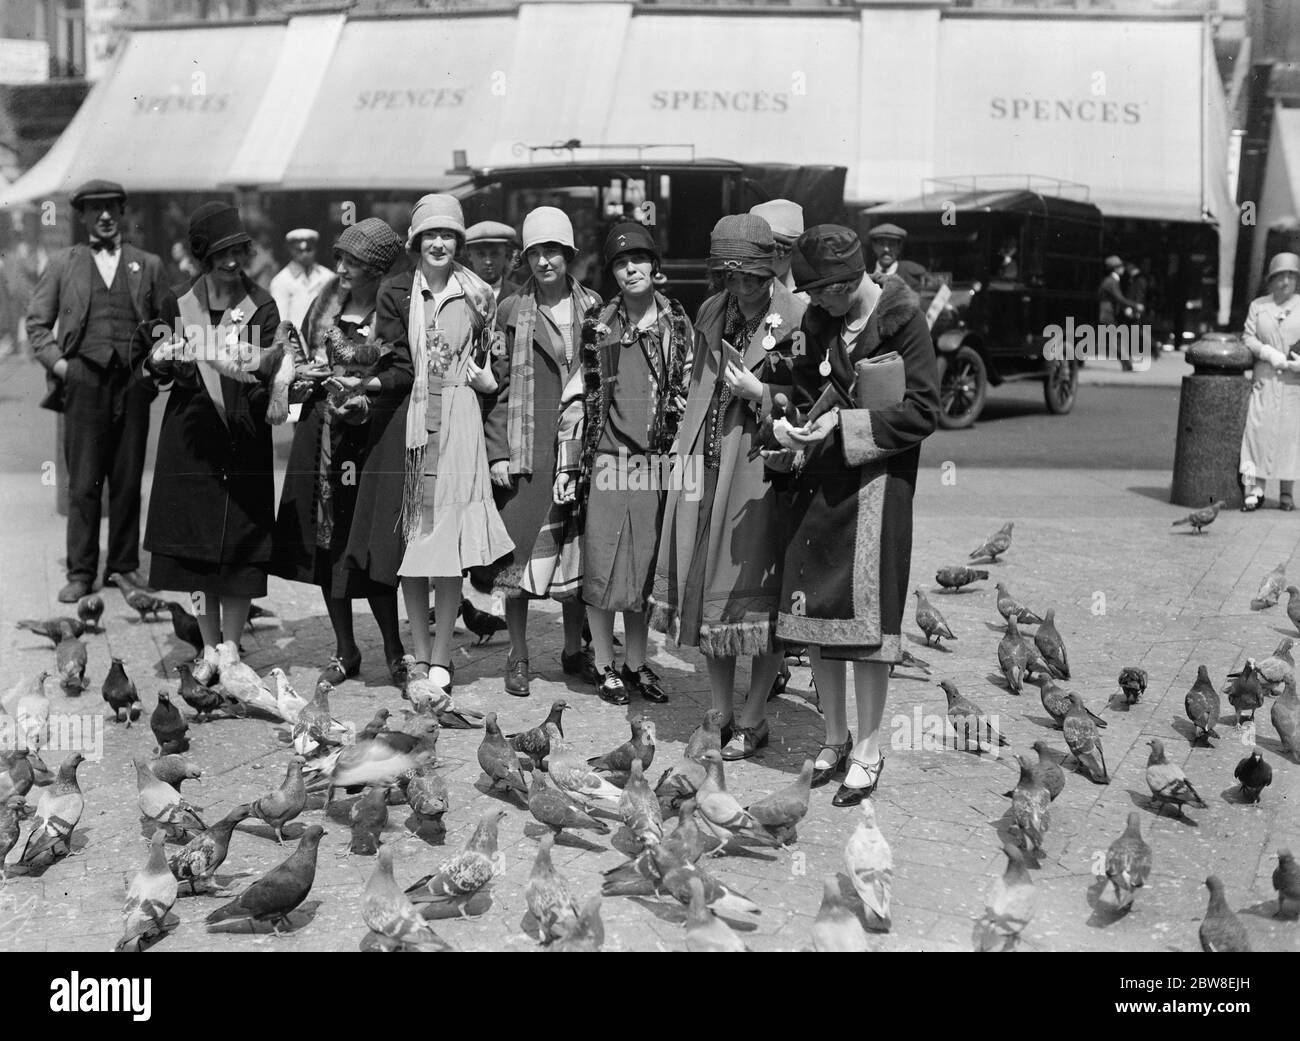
[506,275,600,476]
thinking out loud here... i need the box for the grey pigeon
[349,784,389,856]
[1255,638,1294,695]
[528,771,610,839]
[1199,875,1251,951]
[1272,676,1300,761]
[170,804,252,894]
[1233,750,1272,803]
[939,680,1007,753]
[1104,812,1152,912]
[1251,561,1288,610]
[405,807,504,908]
[1288,586,1300,634]
[101,658,142,725]
[1171,498,1226,533]
[970,521,1013,562]
[587,716,656,784]
[1118,666,1147,705]
[0,794,32,887]
[363,845,453,951]
[150,691,189,754]
[810,875,870,952]
[77,593,104,627]
[1033,608,1069,679]
[251,756,307,844]
[150,754,201,791]
[1272,849,1300,918]
[15,616,85,644]
[1063,693,1109,784]
[685,876,748,952]
[1225,660,1264,728]
[115,831,179,952]
[995,583,1042,626]
[973,842,1036,952]
[526,832,580,942]
[998,615,1031,695]
[1145,738,1206,816]
[1035,676,1106,730]
[402,766,449,836]
[509,698,567,771]
[55,632,88,696]
[19,753,85,865]
[549,895,605,952]
[1184,665,1221,744]
[935,566,988,592]
[478,712,530,799]
[914,588,955,648]
[1003,740,1065,801]
[1010,755,1050,855]
[618,759,663,850]
[205,825,325,932]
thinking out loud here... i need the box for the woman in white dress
[1240,252,1300,511]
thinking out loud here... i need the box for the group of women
[140,195,940,809]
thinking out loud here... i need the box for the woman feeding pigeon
[771,225,939,805]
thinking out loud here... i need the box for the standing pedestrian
[142,202,291,662]
[1239,251,1300,512]
[776,225,939,805]
[270,229,333,333]
[9,208,50,356]
[1098,254,1143,372]
[465,221,522,302]
[750,199,807,302]
[866,223,926,291]
[26,180,171,602]
[650,214,805,757]
[479,207,601,698]
[383,194,513,698]
[272,217,413,686]
[554,221,694,705]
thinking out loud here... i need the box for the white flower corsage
[128,261,141,273]
[762,312,782,351]
[230,307,246,324]
[357,325,371,338]
[765,313,783,330]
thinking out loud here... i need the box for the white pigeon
[844,800,892,931]
[213,643,282,719]
[13,672,50,752]
[267,667,309,725]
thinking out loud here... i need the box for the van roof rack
[509,141,697,163]
[921,175,1091,203]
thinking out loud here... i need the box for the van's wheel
[1043,358,1078,415]
[936,345,986,430]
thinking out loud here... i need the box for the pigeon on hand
[939,680,1008,753]
[1145,738,1206,816]
[251,756,307,845]
[115,831,179,952]
[1255,638,1294,696]
[405,807,505,909]
[1171,498,1227,533]
[1118,666,1148,705]
[1011,755,1050,855]
[1105,812,1152,913]
[125,589,168,622]
[0,794,33,887]
[1033,608,1069,679]
[508,698,568,771]
[935,566,988,592]
[587,716,656,784]
[1184,665,1221,744]
[19,753,85,866]
[744,758,813,846]
[1272,677,1300,761]
[973,842,1036,952]
[1199,875,1251,951]
[55,632,88,696]
[694,750,782,850]
[1251,561,1288,610]
[363,845,453,951]
[150,692,189,754]
[134,755,205,836]
[170,804,251,894]
[348,785,389,856]
[1225,660,1264,728]
[810,875,870,952]
[459,598,507,645]
[1233,750,1272,803]
[995,583,1043,627]
[150,755,201,792]
[684,876,748,952]
[526,833,580,942]
[76,593,104,629]
[174,662,240,722]
[844,800,892,932]
[101,658,142,726]
[15,616,85,645]
[1288,587,1300,635]
[528,770,611,839]
[167,601,205,654]
[205,824,325,933]
[547,724,625,809]
[1064,693,1109,784]
[549,895,605,952]
[997,615,1031,695]
[914,589,956,648]
[478,713,530,800]
[970,521,1014,562]
[402,766,448,836]
[1273,850,1300,919]
[618,759,663,849]
[1003,740,1065,801]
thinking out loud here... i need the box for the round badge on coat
[762,334,776,351]
[819,357,832,377]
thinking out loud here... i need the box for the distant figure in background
[749,198,807,302]
[994,238,1019,281]
[270,229,333,332]
[465,221,521,301]
[243,227,278,290]
[168,240,199,287]
[866,223,926,291]
[27,180,171,602]
[1239,251,1300,512]
[1098,254,1143,371]
[7,209,50,355]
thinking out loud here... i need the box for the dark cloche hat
[188,202,252,263]
[792,224,867,293]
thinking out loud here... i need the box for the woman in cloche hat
[1239,251,1300,511]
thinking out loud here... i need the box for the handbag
[852,350,906,410]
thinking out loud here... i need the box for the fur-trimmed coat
[775,273,940,661]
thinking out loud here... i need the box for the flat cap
[866,222,907,241]
[71,179,127,210]
[466,220,520,247]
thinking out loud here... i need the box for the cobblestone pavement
[1,359,1298,953]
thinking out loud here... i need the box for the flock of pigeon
[909,520,1300,951]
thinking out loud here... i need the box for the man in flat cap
[271,228,333,333]
[867,223,927,292]
[1098,254,1144,371]
[465,220,521,301]
[27,179,172,602]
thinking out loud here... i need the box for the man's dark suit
[27,242,171,585]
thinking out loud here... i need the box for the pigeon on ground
[995,583,1043,627]
[1288,587,1300,635]
[357,707,391,744]
[251,756,307,845]
[618,759,663,849]
[1145,738,1206,817]
[0,750,36,803]
[205,825,325,933]
[0,795,33,887]
[1033,676,1105,730]
[150,692,189,754]
[1255,638,1294,696]
[362,845,453,951]
[694,750,782,850]
[125,589,168,622]
[134,755,205,836]
[406,807,505,909]
[1104,812,1152,913]
[1184,665,1221,745]
[166,601,205,654]
[1225,660,1264,728]
[291,680,347,756]
[973,842,1036,952]
[914,588,956,648]
[654,711,725,817]
[508,698,568,771]
[1002,740,1065,801]
[998,615,1031,695]
[459,598,507,645]
[245,602,278,630]
[970,521,1013,562]
[528,770,610,839]
[939,680,1007,753]
[1118,666,1148,705]
[76,594,104,629]
[685,708,727,761]
[1064,693,1109,784]
[1011,755,1050,855]
[893,649,932,676]
[844,800,892,932]
[170,804,252,894]
[211,644,282,719]
[349,785,389,855]
[1251,561,1288,610]
[1273,850,1300,919]
[1199,875,1251,951]
[150,755,201,792]
[402,766,449,836]
[526,833,580,942]
[587,716,656,784]
[15,616,85,644]
[115,831,179,952]
[174,662,239,722]
[101,658,142,725]
[547,723,624,809]
[1171,499,1227,533]
[55,632,88,696]
[684,876,748,952]
[811,875,870,952]
[18,753,85,866]
[1272,677,1300,761]
[549,895,605,952]
[266,668,309,725]
[935,566,988,592]
[6,672,50,752]
[477,713,530,800]
[1033,609,1069,679]
[744,758,813,846]
[1233,750,1272,803]
[313,736,429,808]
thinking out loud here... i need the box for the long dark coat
[142,275,280,566]
[271,277,414,591]
[776,274,940,661]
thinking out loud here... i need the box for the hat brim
[204,231,252,256]
[709,257,777,278]
[1268,267,1300,281]
[408,220,466,249]
[793,269,864,293]
[74,193,126,209]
